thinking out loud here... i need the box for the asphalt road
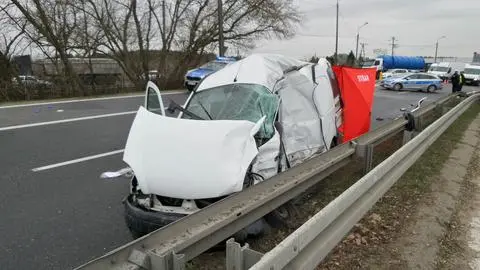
[0,85,476,269]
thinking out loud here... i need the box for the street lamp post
[355,22,368,60]
[434,36,446,63]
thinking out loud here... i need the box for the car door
[403,74,420,90]
[417,74,433,89]
[144,81,165,115]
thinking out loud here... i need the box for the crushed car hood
[123,107,263,199]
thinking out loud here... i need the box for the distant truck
[463,63,480,86]
[365,55,425,79]
[427,62,465,81]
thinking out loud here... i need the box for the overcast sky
[251,0,479,60]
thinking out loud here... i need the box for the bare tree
[77,0,299,88]
[3,0,299,98]
[7,0,85,96]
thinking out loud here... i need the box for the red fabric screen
[333,66,376,142]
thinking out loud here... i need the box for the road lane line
[31,149,125,172]
[0,111,137,131]
[0,90,186,109]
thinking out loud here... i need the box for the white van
[428,62,465,80]
[463,64,480,86]
[110,54,344,238]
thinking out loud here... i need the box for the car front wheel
[393,83,402,91]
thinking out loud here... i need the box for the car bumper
[124,195,186,237]
[465,79,479,85]
[185,79,200,87]
[380,83,394,89]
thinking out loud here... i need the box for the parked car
[13,75,52,88]
[380,73,442,92]
[107,54,346,238]
[382,69,408,78]
[184,56,237,91]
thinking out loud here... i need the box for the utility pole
[360,42,367,60]
[390,36,397,56]
[218,0,225,56]
[355,22,368,60]
[434,36,446,63]
[335,0,339,63]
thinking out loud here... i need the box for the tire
[393,83,402,91]
[264,201,298,229]
[124,195,186,239]
[426,85,436,93]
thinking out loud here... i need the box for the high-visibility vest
[459,74,464,84]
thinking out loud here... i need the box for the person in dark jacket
[459,71,466,92]
[451,71,460,93]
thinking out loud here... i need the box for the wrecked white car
[106,54,344,238]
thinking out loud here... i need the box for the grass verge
[317,102,480,269]
[436,151,480,269]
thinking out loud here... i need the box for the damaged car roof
[197,54,308,92]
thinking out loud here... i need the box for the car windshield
[200,61,228,71]
[183,83,279,139]
[464,68,480,75]
[429,66,449,72]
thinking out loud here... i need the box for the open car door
[144,81,165,115]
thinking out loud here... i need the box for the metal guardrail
[235,92,480,270]
[76,92,474,270]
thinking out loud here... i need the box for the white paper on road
[100,167,133,179]
[123,107,262,199]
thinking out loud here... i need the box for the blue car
[380,73,443,92]
[184,56,237,91]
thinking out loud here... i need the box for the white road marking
[0,90,186,109]
[0,111,137,131]
[31,149,125,172]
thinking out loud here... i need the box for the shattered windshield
[184,83,279,139]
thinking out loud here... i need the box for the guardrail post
[355,143,374,173]
[226,239,263,270]
[150,250,185,270]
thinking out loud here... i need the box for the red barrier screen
[333,66,376,142]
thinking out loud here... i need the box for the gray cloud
[251,0,479,60]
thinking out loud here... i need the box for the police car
[380,73,443,92]
[184,56,237,91]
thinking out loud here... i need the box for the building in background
[473,52,480,63]
[12,55,33,75]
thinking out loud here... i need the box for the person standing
[450,71,460,93]
[459,71,466,92]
